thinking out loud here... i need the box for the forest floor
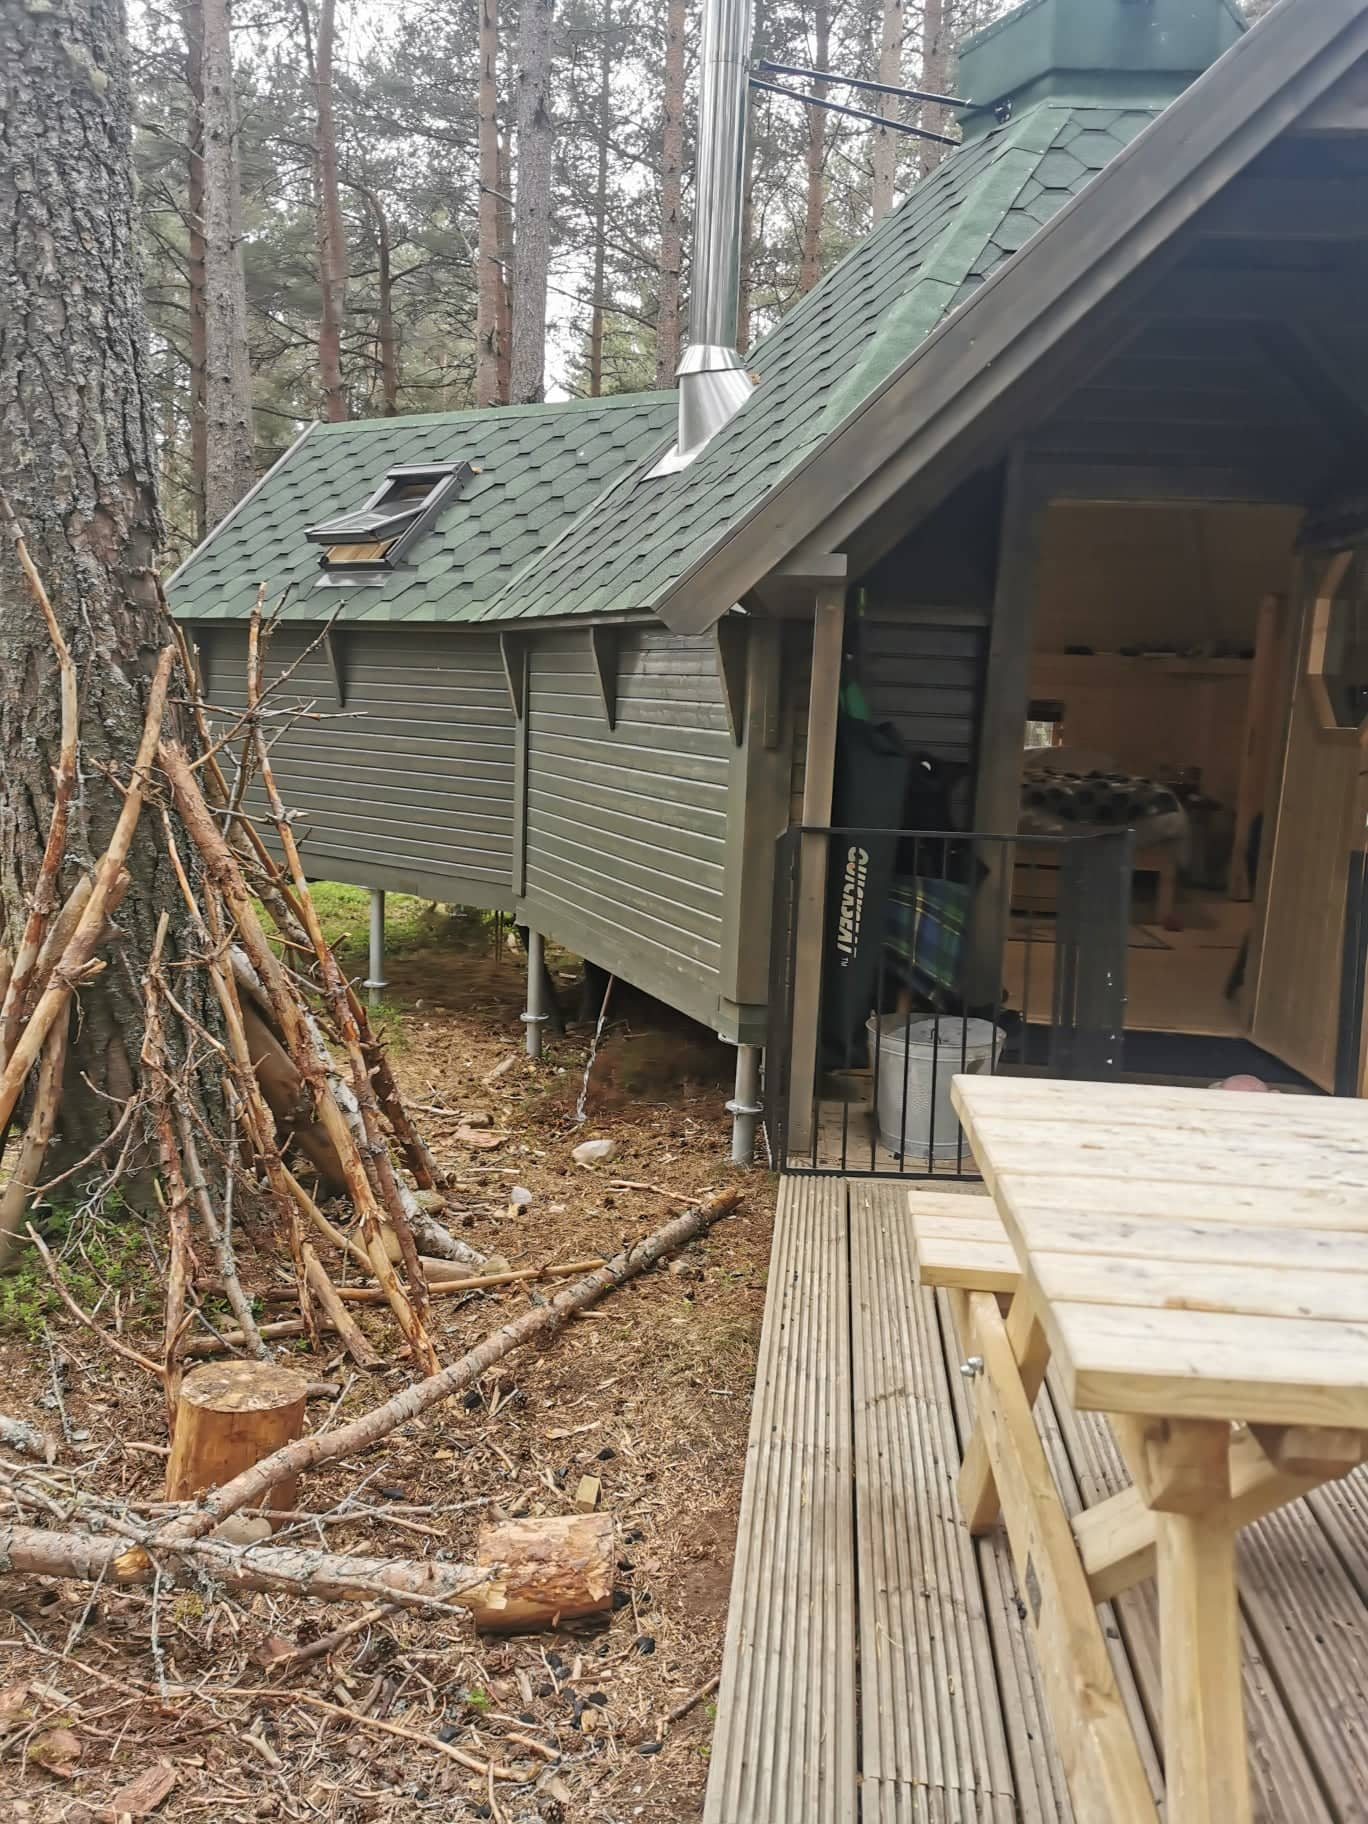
[0,891,775,1824]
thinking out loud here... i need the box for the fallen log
[158,1187,742,1543]
[0,1512,612,1631]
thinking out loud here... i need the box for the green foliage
[0,1199,153,1342]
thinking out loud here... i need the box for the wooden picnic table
[942,1074,1368,1824]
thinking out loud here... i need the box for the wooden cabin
[171,0,1368,1157]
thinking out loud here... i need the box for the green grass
[0,1199,157,1342]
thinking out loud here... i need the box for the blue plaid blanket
[885,875,971,1000]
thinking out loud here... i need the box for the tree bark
[510,0,555,405]
[0,1513,611,1631]
[351,180,399,414]
[183,0,209,544]
[918,0,949,178]
[0,0,213,1168]
[654,0,686,387]
[200,0,255,527]
[799,4,830,293]
[476,0,503,408]
[587,1,612,398]
[314,0,348,420]
[496,133,514,404]
[737,118,755,354]
[871,0,904,224]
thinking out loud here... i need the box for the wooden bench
[905,1188,1020,1294]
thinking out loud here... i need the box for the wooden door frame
[1247,549,1363,1072]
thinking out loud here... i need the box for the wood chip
[29,1725,82,1777]
[455,1124,505,1150]
[573,1474,602,1512]
[102,1762,178,1818]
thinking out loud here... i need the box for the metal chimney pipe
[691,0,752,350]
[651,0,756,476]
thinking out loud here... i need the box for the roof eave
[652,0,1368,636]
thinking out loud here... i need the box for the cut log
[165,1361,309,1515]
[0,1513,612,1631]
[475,1512,613,1632]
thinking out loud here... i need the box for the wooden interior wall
[1035,502,1301,652]
[1032,503,1300,806]
[1028,653,1252,803]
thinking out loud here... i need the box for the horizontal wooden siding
[859,616,986,767]
[197,626,516,907]
[523,629,731,1028]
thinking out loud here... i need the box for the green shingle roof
[171,89,1169,630]
[170,391,676,624]
[478,93,1169,627]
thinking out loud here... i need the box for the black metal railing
[766,825,1134,1177]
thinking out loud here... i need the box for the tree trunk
[871,0,903,224]
[0,0,216,1166]
[375,200,398,415]
[510,0,554,405]
[200,0,255,529]
[496,134,514,404]
[799,5,830,294]
[353,181,399,414]
[183,0,208,544]
[475,0,503,408]
[654,0,686,387]
[315,0,348,421]
[587,2,612,398]
[918,0,949,178]
[737,122,755,354]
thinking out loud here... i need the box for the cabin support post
[727,1042,763,1165]
[787,583,847,1157]
[523,929,548,1058]
[364,889,387,1008]
[970,448,1046,1007]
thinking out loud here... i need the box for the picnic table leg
[1149,1422,1253,1824]
[959,1287,1050,1533]
[951,1290,1158,1821]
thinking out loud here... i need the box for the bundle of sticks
[0,514,745,1629]
[0,534,478,1401]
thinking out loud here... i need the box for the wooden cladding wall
[522,629,731,1029]
[197,626,516,907]
[859,616,986,769]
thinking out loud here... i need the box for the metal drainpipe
[727,1042,763,1165]
[364,889,387,1008]
[523,929,548,1058]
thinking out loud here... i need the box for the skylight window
[306,462,470,585]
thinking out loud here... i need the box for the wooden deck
[704,1177,1368,1823]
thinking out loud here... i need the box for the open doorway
[1004,500,1304,1072]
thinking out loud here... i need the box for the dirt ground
[0,910,776,1823]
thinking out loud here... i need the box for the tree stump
[165,1361,309,1517]
[473,1512,614,1632]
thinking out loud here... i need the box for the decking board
[851,1182,1017,1821]
[703,1176,857,1824]
[706,1176,1368,1822]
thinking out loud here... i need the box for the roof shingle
[170,391,676,624]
